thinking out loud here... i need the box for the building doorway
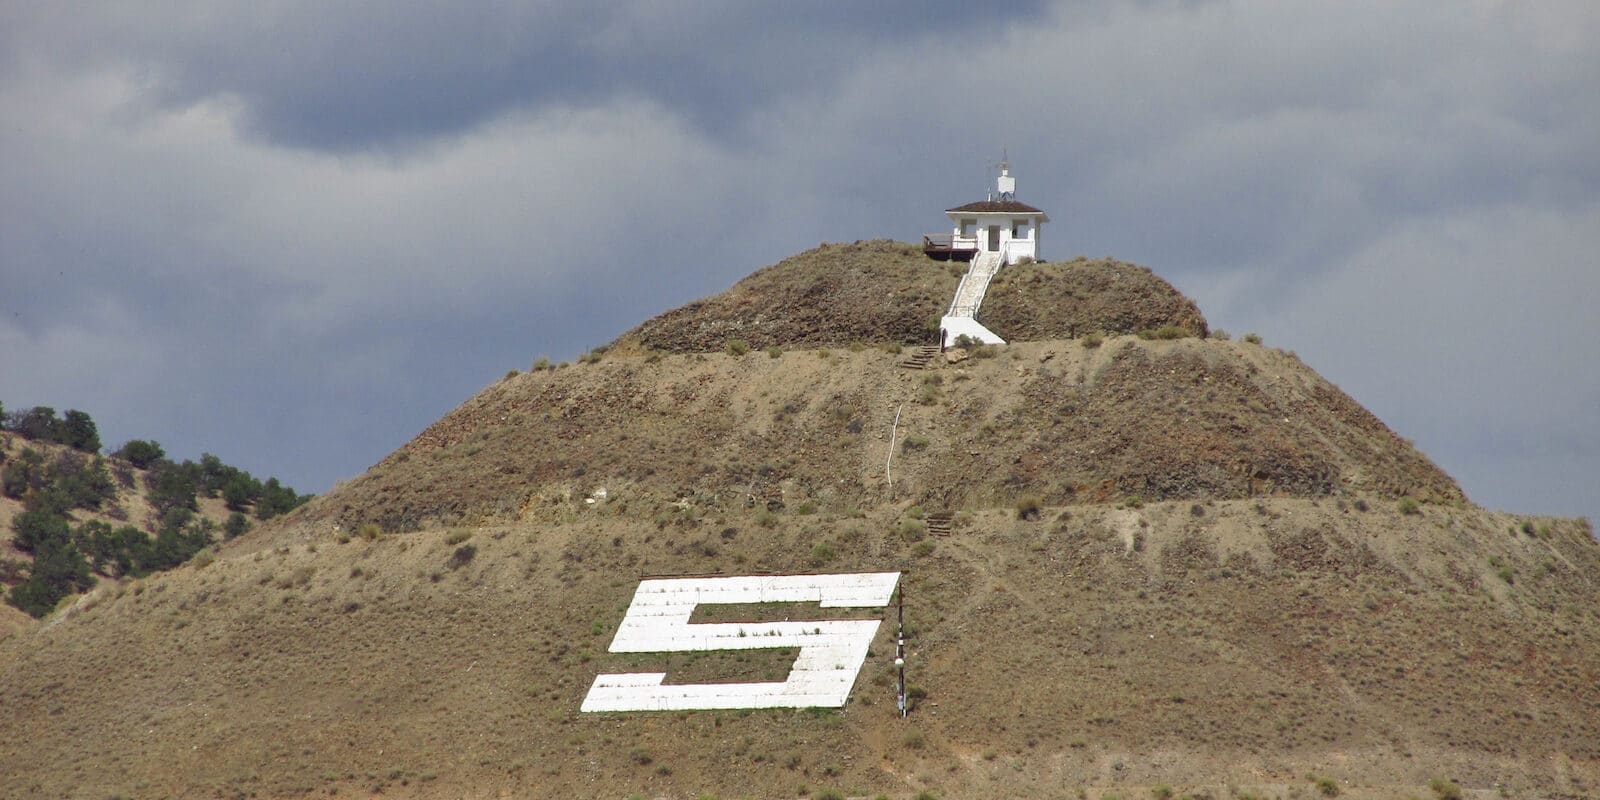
[987,225,1000,252]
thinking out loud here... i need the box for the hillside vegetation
[1,243,1596,799]
[0,406,310,625]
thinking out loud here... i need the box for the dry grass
[1,244,1596,798]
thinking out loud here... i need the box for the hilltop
[1,242,1596,800]
[611,240,1207,354]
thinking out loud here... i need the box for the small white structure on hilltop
[925,161,1049,348]
[923,161,1049,265]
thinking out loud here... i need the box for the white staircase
[940,251,1005,346]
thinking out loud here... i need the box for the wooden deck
[922,234,978,262]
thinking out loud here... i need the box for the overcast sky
[3,1,1596,524]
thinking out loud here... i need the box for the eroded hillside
[1,495,1595,798]
[2,244,1596,800]
[300,338,1461,537]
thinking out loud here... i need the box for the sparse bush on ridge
[1243,332,1263,344]
[1137,325,1192,341]
[1081,332,1104,348]
[114,439,165,469]
[726,338,750,356]
[1398,496,1421,515]
[2,406,100,453]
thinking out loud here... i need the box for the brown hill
[300,336,1461,537]
[612,241,1207,353]
[1,244,1597,800]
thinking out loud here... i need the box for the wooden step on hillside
[900,345,940,370]
[925,512,953,536]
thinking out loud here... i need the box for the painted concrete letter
[581,572,901,712]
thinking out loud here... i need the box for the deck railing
[923,234,979,251]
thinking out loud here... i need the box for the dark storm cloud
[2,1,1597,526]
[3,1,1051,152]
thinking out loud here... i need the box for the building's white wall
[946,211,1044,263]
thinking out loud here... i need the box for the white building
[926,163,1049,348]
[923,162,1049,265]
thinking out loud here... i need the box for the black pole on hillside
[896,582,907,718]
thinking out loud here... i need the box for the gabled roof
[945,199,1045,214]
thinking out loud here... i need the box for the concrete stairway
[940,251,1005,345]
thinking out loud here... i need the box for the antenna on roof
[995,147,1016,201]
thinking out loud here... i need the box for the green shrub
[1137,325,1192,341]
[1311,775,1340,797]
[912,541,935,557]
[1429,778,1462,800]
[114,439,166,469]
[1243,333,1263,344]
[358,523,383,541]
[1081,332,1103,348]
[897,519,925,542]
[809,543,836,564]
[726,339,750,356]
[902,729,925,749]
[189,548,216,570]
[1152,786,1174,800]
[755,509,778,528]
[1398,496,1421,515]
[901,434,929,451]
[531,356,550,371]
[767,345,783,359]
[224,512,251,540]
[1016,496,1042,520]
[1210,329,1231,340]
